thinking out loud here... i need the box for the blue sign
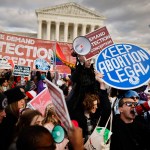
[35,59,50,71]
[95,44,150,89]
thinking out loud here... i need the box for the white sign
[45,78,72,131]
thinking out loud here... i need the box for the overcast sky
[0,0,149,48]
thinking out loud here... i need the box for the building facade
[36,2,106,43]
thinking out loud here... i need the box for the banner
[0,32,76,74]
[95,43,150,89]
[85,26,113,60]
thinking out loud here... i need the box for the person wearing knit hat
[4,86,26,105]
[124,90,140,101]
[0,93,8,123]
[114,90,140,115]
[0,87,27,150]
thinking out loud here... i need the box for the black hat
[4,87,26,104]
[0,93,8,110]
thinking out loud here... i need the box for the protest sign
[85,26,113,60]
[35,58,51,71]
[27,87,52,115]
[0,58,13,69]
[45,78,72,131]
[13,65,30,77]
[0,32,75,73]
[95,43,150,89]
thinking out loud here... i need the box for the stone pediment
[36,2,105,19]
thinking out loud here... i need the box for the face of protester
[0,109,6,123]
[2,79,9,87]
[84,59,92,68]
[18,99,26,110]
[119,98,138,123]
[90,100,98,114]
[30,115,44,126]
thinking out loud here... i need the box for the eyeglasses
[129,96,139,100]
[123,101,138,107]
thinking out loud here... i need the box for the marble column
[38,20,42,39]
[82,24,87,36]
[47,21,51,40]
[56,21,60,41]
[73,23,78,39]
[91,25,95,32]
[64,22,69,42]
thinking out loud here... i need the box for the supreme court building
[36,2,106,43]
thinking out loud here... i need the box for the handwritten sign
[95,43,150,89]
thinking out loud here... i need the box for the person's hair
[16,125,55,150]
[0,77,7,86]
[59,84,68,96]
[83,93,100,111]
[36,71,42,81]
[6,101,20,118]
[43,105,60,125]
[16,109,42,132]
[47,71,52,82]
[118,97,125,107]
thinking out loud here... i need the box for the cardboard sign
[27,87,52,115]
[13,65,30,77]
[45,78,72,131]
[95,43,150,89]
[85,26,113,60]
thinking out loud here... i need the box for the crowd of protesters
[0,52,150,150]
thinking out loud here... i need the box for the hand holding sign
[95,70,104,83]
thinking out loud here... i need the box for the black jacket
[110,115,150,150]
[0,110,18,150]
[67,63,100,117]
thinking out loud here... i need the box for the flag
[55,42,75,68]
[56,56,64,65]
[56,42,66,61]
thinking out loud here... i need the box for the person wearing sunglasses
[110,90,150,150]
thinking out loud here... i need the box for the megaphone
[51,125,65,143]
[73,36,91,55]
